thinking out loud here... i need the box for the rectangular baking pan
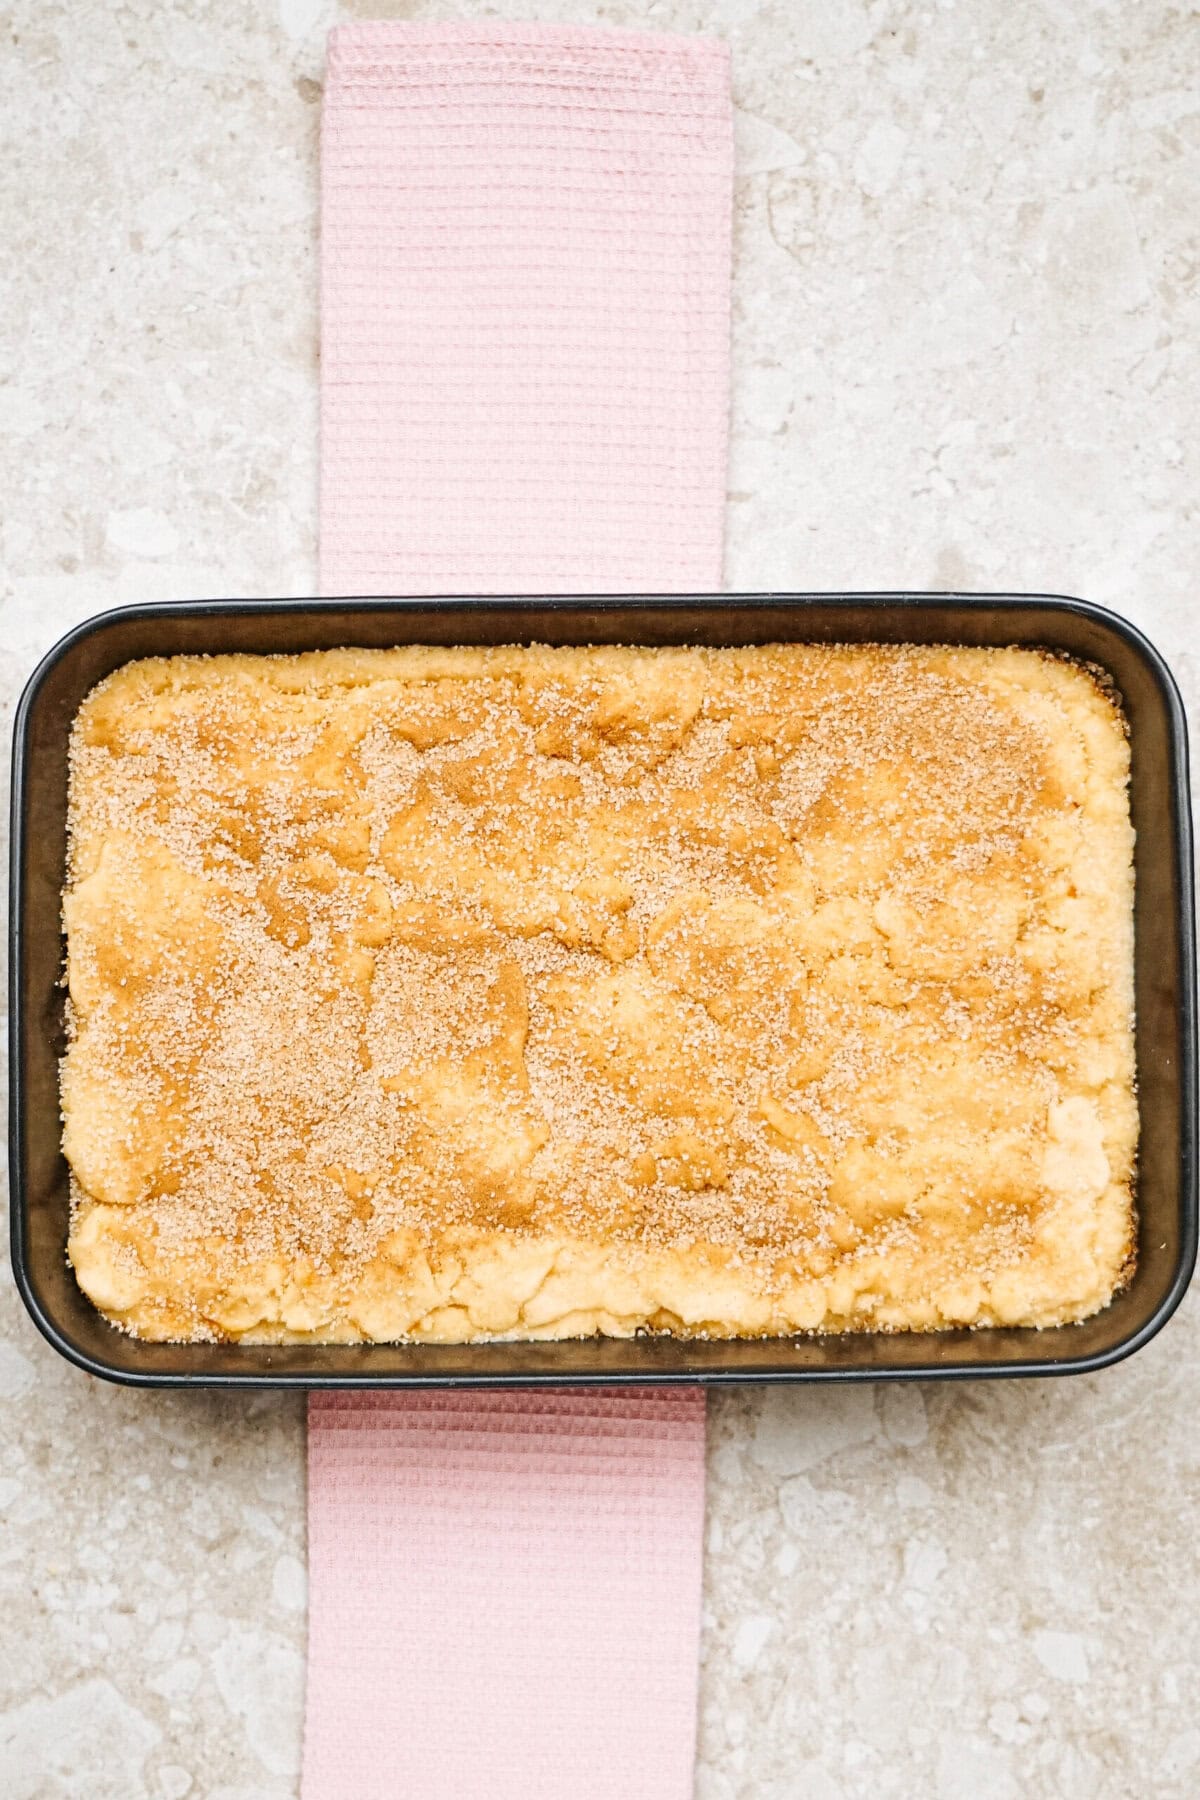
[9,594,1196,1386]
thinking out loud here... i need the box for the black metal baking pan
[9,594,1196,1386]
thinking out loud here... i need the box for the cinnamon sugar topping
[62,643,1137,1342]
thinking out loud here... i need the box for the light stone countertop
[2,3,1198,1797]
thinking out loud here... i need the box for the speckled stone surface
[2,3,1198,1796]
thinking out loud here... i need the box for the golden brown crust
[62,643,1137,1342]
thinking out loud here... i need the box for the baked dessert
[61,643,1137,1342]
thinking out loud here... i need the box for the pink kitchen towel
[305,1388,708,1800]
[319,20,731,597]
[305,23,731,1800]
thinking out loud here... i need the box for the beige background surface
[2,3,1198,1796]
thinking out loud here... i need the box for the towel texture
[305,23,731,1800]
[304,1388,707,1799]
[319,20,732,597]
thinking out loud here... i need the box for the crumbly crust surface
[62,643,1137,1342]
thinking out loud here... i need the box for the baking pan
[9,594,1196,1386]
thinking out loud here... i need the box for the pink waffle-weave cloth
[305,1388,709,1800]
[304,22,731,1800]
[319,19,731,597]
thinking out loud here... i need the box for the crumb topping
[61,643,1137,1343]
